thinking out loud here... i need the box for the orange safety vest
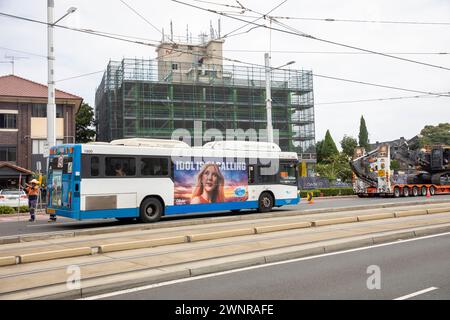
[26,186,39,196]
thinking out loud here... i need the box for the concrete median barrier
[394,209,427,218]
[0,236,20,245]
[324,238,375,252]
[189,256,266,276]
[312,216,358,227]
[2,199,450,245]
[20,232,75,242]
[372,231,416,244]
[427,207,450,215]
[99,236,187,253]
[80,267,191,298]
[357,212,395,222]
[0,255,16,266]
[255,222,312,234]
[19,247,92,264]
[188,228,255,242]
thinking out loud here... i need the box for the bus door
[48,155,75,211]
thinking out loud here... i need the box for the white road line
[394,287,439,300]
[80,231,450,300]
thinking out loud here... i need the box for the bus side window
[141,158,169,176]
[248,165,255,184]
[105,157,136,176]
[258,166,278,184]
[91,157,99,176]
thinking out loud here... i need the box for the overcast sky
[0,0,449,146]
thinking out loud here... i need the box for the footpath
[0,200,449,299]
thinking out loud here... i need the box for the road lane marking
[81,231,450,300]
[394,287,438,300]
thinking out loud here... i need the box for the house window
[0,146,16,161]
[0,114,17,129]
[32,104,64,118]
[172,63,178,70]
[32,104,46,117]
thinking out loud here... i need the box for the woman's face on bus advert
[202,165,218,192]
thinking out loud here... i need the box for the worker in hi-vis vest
[24,179,40,222]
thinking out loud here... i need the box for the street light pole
[264,53,273,143]
[46,2,77,153]
[264,53,295,144]
[47,0,56,150]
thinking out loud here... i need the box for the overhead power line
[0,46,47,58]
[224,49,450,55]
[171,0,450,72]
[315,94,443,106]
[188,0,450,26]
[1,11,449,97]
[312,73,450,97]
[225,13,450,26]
[56,70,105,82]
[119,0,171,42]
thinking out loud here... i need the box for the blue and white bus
[46,139,300,223]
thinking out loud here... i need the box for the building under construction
[95,35,316,170]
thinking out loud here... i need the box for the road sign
[42,141,49,158]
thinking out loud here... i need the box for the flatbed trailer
[352,143,450,198]
[359,184,450,198]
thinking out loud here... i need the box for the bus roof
[82,139,298,160]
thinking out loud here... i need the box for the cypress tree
[320,130,339,162]
[358,116,370,151]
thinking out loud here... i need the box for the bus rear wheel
[139,197,163,223]
[257,192,274,213]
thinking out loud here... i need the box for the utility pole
[47,0,56,151]
[264,52,273,143]
[46,2,76,154]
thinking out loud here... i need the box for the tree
[315,153,353,182]
[315,140,324,163]
[340,135,358,158]
[320,130,339,162]
[358,115,370,151]
[419,123,450,147]
[76,103,96,143]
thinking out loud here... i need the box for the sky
[0,0,449,147]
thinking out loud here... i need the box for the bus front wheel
[140,197,163,223]
[257,192,274,213]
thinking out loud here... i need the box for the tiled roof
[0,162,33,175]
[0,74,82,100]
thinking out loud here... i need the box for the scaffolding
[95,58,316,159]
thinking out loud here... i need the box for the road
[1,194,450,237]
[96,232,450,300]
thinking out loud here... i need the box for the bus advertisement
[46,139,300,223]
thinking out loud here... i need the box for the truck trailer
[351,143,450,198]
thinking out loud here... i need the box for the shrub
[0,206,15,214]
[19,206,29,213]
